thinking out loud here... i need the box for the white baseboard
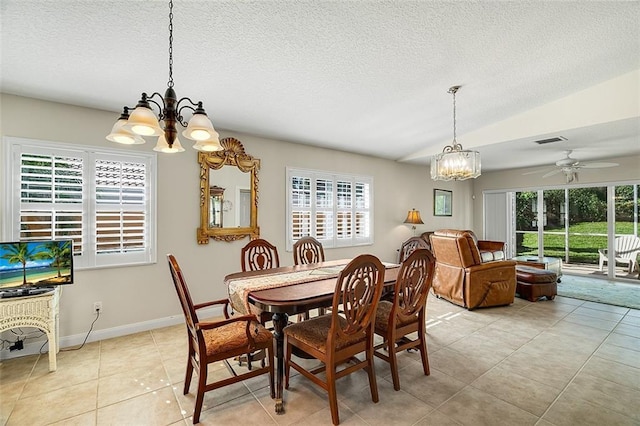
[0,305,222,361]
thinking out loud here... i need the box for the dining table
[224,259,400,414]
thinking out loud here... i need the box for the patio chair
[598,235,640,273]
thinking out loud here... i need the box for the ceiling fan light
[123,106,163,136]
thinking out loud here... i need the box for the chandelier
[106,0,221,154]
[430,86,481,181]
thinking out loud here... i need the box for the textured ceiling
[1,1,639,171]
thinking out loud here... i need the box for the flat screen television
[0,240,73,298]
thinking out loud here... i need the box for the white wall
[472,154,640,236]
[0,94,472,346]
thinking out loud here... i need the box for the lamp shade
[153,134,185,153]
[431,149,481,181]
[193,134,223,152]
[106,119,145,145]
[404,209,424,225]
[183,113,217,141]
[123,106,163,136]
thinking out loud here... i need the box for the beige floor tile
[542,391,637,426]
[7,379,97,425]
[583,356,640,390]
[413,409,464,425]
[340,379,434,426]
[447,335,515,365]
[559,313,619,331]
[96,386,183,425]
[566,372,640,420]
[254,377,329,426]
[397,366,467,407]
[97,363,172,407]
[626,308,640,318]
[621,314,640,326]
[99,344,164,377]
[437,386,539,426]
[552,295,585,306]
[429,348,497,384]
[99,331,156,351]
[470,366,561,416]
[190,393,277,425]
[580,300,630,315]
[594,342,640,368]
[498,351,580,390]
[614,322,640,338]
[49,410,96,425]
[606,331,640,351]
[573,306,626,321]
[0,354,38,388]
[21,355,99,398]
[547,320,611,342]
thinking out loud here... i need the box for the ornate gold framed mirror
[197,138,260,243]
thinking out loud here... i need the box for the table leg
[271,312,288,414]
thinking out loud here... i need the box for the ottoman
[515,265,557,302]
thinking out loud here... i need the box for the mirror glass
[197,138,260,243]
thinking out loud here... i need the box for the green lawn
[518,222,637,264]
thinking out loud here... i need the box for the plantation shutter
[286,168,373,250]
[19,152,85,256]
[6,137,156,269]
[95,158,147,256]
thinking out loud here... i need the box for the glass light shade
[431,149,481,181]
[153,134,185,153]
[106,119,145,145]
[123,106,163,136]
[182,113,217,141]
[193,135,223,152]
[403,209,424,225]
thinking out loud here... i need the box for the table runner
[226,264,349,315]
[226,261,399,315]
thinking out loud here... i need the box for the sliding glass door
[492,182,639,280]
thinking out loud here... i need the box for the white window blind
[4,137,157,269]
[286,168,373,250]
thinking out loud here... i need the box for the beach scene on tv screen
[0,241,73,289]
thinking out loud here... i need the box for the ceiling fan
[523,150,619,183]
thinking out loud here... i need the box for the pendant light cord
[168,0,174,88]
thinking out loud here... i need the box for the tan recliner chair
[429,230,516,310]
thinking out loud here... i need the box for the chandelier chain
[451,87,457,142]
[168,0,174,88]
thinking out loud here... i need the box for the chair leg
[419,337,430,376]
[326,363,340,425]
[184,357,194,395]
[388,340,401,391]
[366,338,379,403]
[193,364,208,424]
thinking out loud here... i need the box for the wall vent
[534,136,567,145]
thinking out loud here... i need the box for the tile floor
[1,294,639,425]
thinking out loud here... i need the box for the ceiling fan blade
[522,168,553,176]
[580,162,619,169]
[542,169,563,178]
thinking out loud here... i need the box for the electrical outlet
[93,301,103,313]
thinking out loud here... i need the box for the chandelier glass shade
[106,0,221,153]
[431,86,481,181]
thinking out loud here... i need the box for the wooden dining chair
[293,236,325,265]
[293,236,326,319]
[241,238,280,272]
[373,248,435,391]
[283,254,385,425]
[167,254,274,424]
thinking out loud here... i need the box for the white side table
[0,287,60,371]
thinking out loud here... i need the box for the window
[286,167,372,250]
[3,137,157,269]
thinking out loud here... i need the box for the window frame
[3,137,157,270]
[286,167,373,251]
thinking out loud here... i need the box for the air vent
[534,136,567,145]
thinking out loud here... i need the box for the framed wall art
[434,189,452,216]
